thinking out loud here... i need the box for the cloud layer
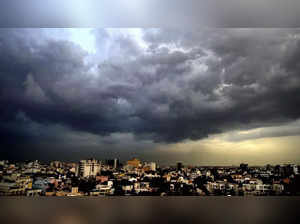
[1,28,300,161]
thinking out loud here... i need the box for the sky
[1,28,300,165]
[1,0,300,27]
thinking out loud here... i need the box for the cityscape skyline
[1,158,299,197]
[1,3,300,224]
[2,157,300,168]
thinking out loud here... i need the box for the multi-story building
[143,162,156,171]
[127,158,141,168]
[79,159,101,178]
[50,161,63,168]
[177,162,183,171]
[114,158,119,169]
[290,164,298,175]
[106,158,120,169]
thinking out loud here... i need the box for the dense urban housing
[0,159,299,196]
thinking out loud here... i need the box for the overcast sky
[1,28,300,165]
[1,0,300,27]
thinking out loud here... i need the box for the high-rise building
[105,158,119,169]
[79,159,101,178]
[114,158,119,169]
[177,162,183,171]
[106,159,114,167]
[149,162,156,171]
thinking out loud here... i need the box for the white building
[149,162,156,171]
[143,162,157,171]
[255,184,272,192]
[113,158,119,169]
[96,181,114,195]
[272,184,284,195]
[291,164,298,175]
[122,185,133,192]
[79,159,101,178]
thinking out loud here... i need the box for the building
[177,162,183,171]
[290,164,298,175]
[105,159,113,167]
[275,164,299,176]
[106,158,120,169]
[26,189,42,196]
[50,161,63,168]
[79,159,101,178]
[67,187,83,197]
[273,184,284,195]
[144,162,156,171]
[0,182,25,196]
[127,158,141,168]
[114,158,119,169]
[149,162,156,171]
[240,163,248,172]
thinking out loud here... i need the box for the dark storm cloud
[0,110,157,161]
[1,28,300,160]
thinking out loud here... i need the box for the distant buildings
[127,158,141,168]
[0,159,299,196]
[274,164,299,176]
[106,158,120,169]
[50,161,63,168]
[240,163,248,172]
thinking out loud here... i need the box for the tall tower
[113,158,119,169]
